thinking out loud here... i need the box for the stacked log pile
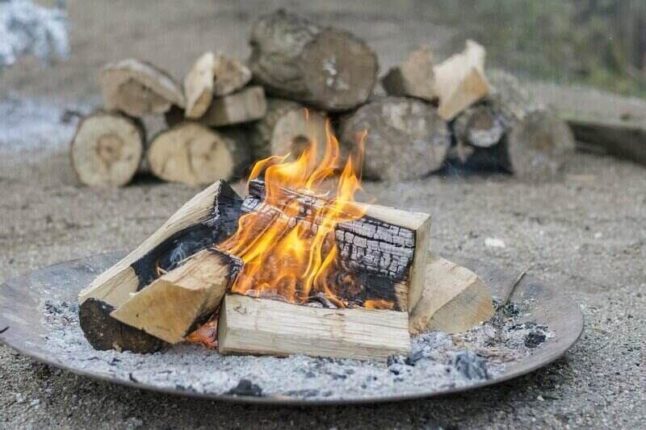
[70,9,578,187]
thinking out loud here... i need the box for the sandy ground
[1,1,645,428]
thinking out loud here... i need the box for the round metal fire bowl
[0,252,583,405]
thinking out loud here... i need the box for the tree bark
[339,97,450,181]
[248,10,378,112]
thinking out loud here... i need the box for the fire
[217,118,366,306]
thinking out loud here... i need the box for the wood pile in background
[72,8,626,188]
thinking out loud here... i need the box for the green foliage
[432,0,645,96]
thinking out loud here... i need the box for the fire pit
[0,252,582,404]
[0,129,583,403]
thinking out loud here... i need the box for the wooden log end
[200,86,267,127]
[147,123,246,185]
[70,111,144,187]
[381,45,435,101]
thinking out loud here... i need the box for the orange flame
[218,119,366,305]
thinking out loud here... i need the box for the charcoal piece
[226,379,263,397]
[524,331,547,348]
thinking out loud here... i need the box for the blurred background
[1,0,644,101]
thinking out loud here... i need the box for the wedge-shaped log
[78,181,242,352]
[111,249,240,344]
[199,86,267,127]
[381,45,435,101]
[433,40,490,120]
[245,179,431,311]
[218,294,410,361]
[184,52,252,118]
[410,256,494,334]
[100,58,185,117]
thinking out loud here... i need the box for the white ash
[42,300,551,400]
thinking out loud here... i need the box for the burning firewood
[111,248,241,344]
[242,178,432,311]
[248,10,378,112]
[409,256,494,334]
[433,40,490,121]
[99,59,185,117]
[183,52,252,119]
[339,97,451,181]
[218,294,410,361]
[197,86,267,127]
[249,98,328,161]
[147,123,250,185]
[381,45,436,101]
[70,111,145,187]
[78,180,242,352]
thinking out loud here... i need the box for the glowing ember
[217,116,368,306]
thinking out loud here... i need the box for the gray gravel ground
[1,1,645,428]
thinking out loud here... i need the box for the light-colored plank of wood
[409,255,494,334]
[100,58,185,117]
[78,180,231,307]
[433,40,490,120]
[111,249,234,343]
[218,294,410,361]
[200,86,267,127]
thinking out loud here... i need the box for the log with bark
[218,294,410,361]
[99,59,185,117]
[448,71,576,180]
[184,52,252,119]
[381,45,435,101]
[78,180,243,352]
[248,10,378,112]
[339,97,451,181]
[526,81,646,167]
[70,111,145,187]
[248,98,328,161]
[147,122,250,185]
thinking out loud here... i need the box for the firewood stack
[70,9,574,187]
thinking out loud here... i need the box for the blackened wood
[79,299,166,353]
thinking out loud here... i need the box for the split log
[433,40,490,120]
[526,81,646,167]
[78,180,242,352]
[111,249,241,344]
[248,10,378,111]
[147,123,250,185]
[249,98,328,161]
[381,45,435,101]
[339,97,451,181]
[409,256,494,334]
[70,111,145,187]
[199,86,267,127]
[245,179,431,311]
[99,58,185,117]
[218,294,410,361]
[184,52,252,118]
